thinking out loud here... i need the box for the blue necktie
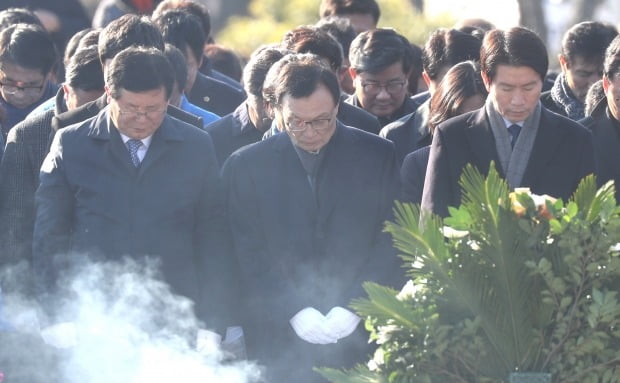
[508,124,521,149]
[126,139,142,167]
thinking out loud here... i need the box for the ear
[62,83,71,101]
[603,75,611,93]
[348,67,358,81]
[558,54,569,72]
[104,85,113,104]
[481,71,492,92]
[422,71,431,87]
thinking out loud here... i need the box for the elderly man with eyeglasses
[221,53,403,383]
[0,23,58,151]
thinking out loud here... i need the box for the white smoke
[0,257,262,383]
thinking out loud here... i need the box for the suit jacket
[221,123,402,382]
[337,95,381,134]
[400,145,430,204]
[188,72,246,117]
[0,88,69,270]
[422,106,596,217]
[33,108,225,322]
[205,101,265,167]
[380,100,432,164]
[580,98,620,201]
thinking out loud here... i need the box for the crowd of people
[0,0,619,382]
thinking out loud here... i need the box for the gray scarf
[550,73,584,120]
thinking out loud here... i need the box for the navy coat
[422,107,596,217]
[221,122,403,382]
[32,108,225,321]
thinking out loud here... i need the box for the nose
[375,86,391,100]
[511,90,525,105]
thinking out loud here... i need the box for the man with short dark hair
[319,0,380,35]
[153,9,245,117]
[380,28,482,163]
[0,23,58,140]
[0,45,104,273]
[206,44,290,166]
[541,21,617,120]
[347,28,416,127]
[422,27,596,217]
[33,47,223,325]
[222,53,402,383]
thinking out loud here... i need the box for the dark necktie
[126,139,142,167]
[508,124,522,149]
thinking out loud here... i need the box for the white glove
[290,306,360,345]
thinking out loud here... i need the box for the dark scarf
[550,72,584,120]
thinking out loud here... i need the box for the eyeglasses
[117,107,167,120]
[0,81,45,96]
[361,80,406,95]
[285,116,334,133]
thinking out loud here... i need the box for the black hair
[106,46,174,99]
[153,9,206,65]
[315,16,356,60]
[282,26,343,72]
[422,28,482,81]
[98,14,164,65]
[163,43,188,91]
[319,0,380,24]
[0,23,57,75]
[243,44,292,99]
[152,0,212,39]
[562,21,618,64]
[0,8,43,30]
[349,28,413,74]
[66,45,105,91]
[481,27,548,83]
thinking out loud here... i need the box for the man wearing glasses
[222,53,402,383]
[33,47,224,327]
[0,23,58,147]
[346,28,417,127]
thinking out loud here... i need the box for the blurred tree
[215,0,452,60]
[517,0,548,43]
[570,0,605,26]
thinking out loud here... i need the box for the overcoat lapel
[521,109,566,187]
[464,109,504,176]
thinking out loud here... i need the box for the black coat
[422,107,596,217]
[580,98,620,201]
[400,145,430,204]
[188,72,246,117]
[221,123,403,382]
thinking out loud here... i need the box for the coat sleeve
[31,131,74,299]
[400,147,429,204]
[0,124,36,265]
[421,128,453,217]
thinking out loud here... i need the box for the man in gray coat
[32,47,224,325]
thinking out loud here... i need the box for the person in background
[152,0,244,91]
[92,0,163,28]
[580,36,620,201]
[0,45,104,296]
[164,43,220,128]
[400,61,488,204]
[319,0,380,35]
[422,27,595,217]
[204,44,243,83]
[380,28,482,163]
[206,44,291,166]
[0,23,58,142]
[153,9,246,117]
[541,21,617,120]
[347,28,416,127]
[583,79,605,117]
[315,16,357,95]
